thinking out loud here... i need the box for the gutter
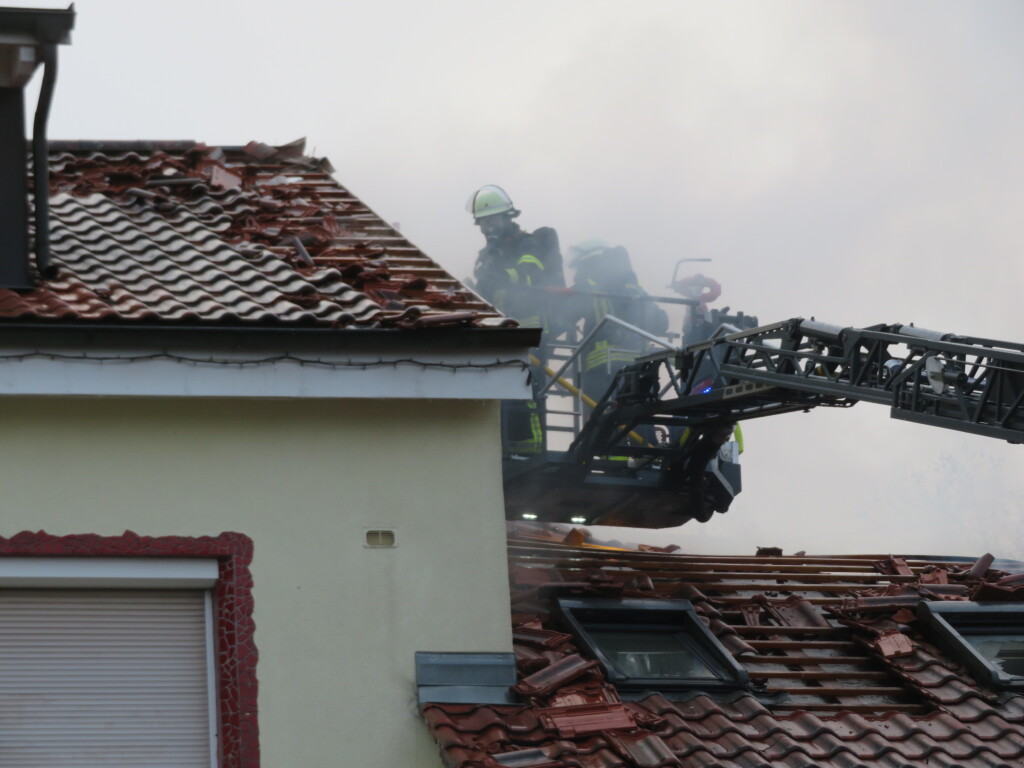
[0,322,542,354]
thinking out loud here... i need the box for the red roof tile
[422,531,1024,768]
[538,702,638,738]
[4,140,509,331]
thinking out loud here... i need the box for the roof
[2,139,509,332]
[422,526,1024,768]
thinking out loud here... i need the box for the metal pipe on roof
[32,43,57,278]
[0,84,31,288]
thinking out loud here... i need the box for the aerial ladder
[504,282,1024,528]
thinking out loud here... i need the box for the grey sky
[17,0,1024,557]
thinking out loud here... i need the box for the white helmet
[467,185,518,220]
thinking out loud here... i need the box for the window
[586,628,720,679]
[917,601,1024,692]
[555,597,749,693]
[0,532,258,768]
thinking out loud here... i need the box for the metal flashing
[415,652,518,705]
[416,685,519,705]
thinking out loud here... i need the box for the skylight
[917,601,1024,692]
[587,628,719,679]
[555,597,749,693]
[962,633,1024,678]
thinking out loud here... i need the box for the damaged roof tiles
[422,527,1024,768]
[2,139,507,330]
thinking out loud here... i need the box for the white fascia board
[0,346,533,399]
[0,557,218,588]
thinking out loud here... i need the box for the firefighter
[467,185,563,332]
[467,185,563,457]
[568,239,669,411]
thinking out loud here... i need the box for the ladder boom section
[601,318,1024,451]
[705,319,1024,442]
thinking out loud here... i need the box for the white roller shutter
[0,589,214,767]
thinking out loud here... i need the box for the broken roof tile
[513,655,601,698]
[538,703,637,738]
[424,533,1024,767]
[3,141,507,331]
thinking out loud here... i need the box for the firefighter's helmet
[467,185,519,220]
[568,238,610,267]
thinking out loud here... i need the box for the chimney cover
[0,5,74,46]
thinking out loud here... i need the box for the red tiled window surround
[0,530,258,768]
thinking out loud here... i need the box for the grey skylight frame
[917,601,1024,692]
[555,597,749,693]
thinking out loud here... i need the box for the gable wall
[0,395,511,767]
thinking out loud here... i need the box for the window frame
[917,600,1024,692]
[555,597,749,693]
[0,531,258,768]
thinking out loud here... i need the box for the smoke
[36,0,1024,555]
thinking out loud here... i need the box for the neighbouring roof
[423,525,1024,768]
[1,139,509,331]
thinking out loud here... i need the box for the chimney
[0,4,73,290]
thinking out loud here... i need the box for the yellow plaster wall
[0,396,512,767]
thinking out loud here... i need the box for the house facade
[0,139,538,767]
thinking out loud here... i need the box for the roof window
[555,597,749,693]
[917,601,1024,692]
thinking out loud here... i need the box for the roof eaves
[0,322,542,354]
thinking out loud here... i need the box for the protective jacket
[473,225,550,327]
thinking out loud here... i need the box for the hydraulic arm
[505,318,1024,528]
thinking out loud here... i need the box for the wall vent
[364,529,397,548]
